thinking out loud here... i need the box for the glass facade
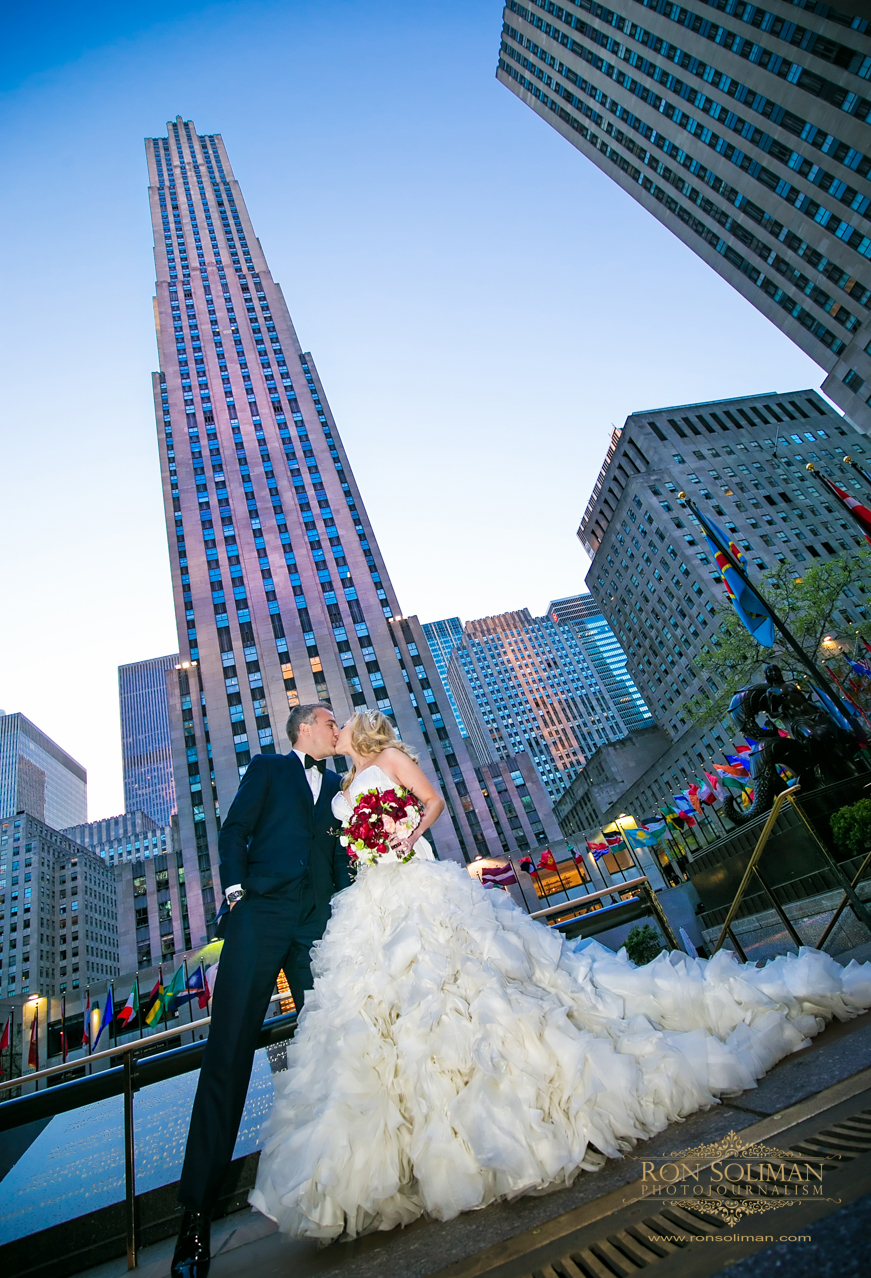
[496,2,871,436]
[0,713,87,831]
[421,617,468,736]
[446,606,652,800]
[119,654,179,825]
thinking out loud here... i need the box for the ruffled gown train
[249,853,871,1241]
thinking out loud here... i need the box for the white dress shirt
[224,749,325,901]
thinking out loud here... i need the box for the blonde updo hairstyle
[341,708,418,791]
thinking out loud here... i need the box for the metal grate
[519,1110,871,1278]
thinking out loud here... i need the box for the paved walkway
[79,967,871,1278]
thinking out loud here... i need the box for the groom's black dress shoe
[171,1209,211,1278]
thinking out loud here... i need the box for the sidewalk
[78,974,871,1278]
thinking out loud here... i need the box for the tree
[689,549,871,726]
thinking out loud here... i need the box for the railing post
[123,1051,137,1270]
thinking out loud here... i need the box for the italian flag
[116,982,139,1029]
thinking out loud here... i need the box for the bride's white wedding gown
[248,765,871,1241]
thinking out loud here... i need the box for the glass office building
[0,712,87,830]
[421,617,468,736]
[119,654,179,825]
[496,3,871,435]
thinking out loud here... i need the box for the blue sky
[0,1,823,818]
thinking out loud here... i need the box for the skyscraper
[119,654,179,824]
[576,387,870,820]
[421,617,468,736]
[548,593,652,730]
[0,712,87,830]
[0,812,118,998]
[496,4,871,434]
[445,605,652,800]
[146,119,518,941]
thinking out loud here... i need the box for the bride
[249,709,871,1241]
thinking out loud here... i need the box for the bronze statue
[725,665,860,823]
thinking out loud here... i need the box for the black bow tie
[303,755,326,774]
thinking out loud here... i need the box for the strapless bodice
[331,765,434,862]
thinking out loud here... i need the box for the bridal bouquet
[340,786,424,869]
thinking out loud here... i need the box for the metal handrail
[713,786,871,955]
[0,989,288,1095]
[529,877,648,920]
[530,876,681,952]
[713,789,797,956]
[0,991,297,1271]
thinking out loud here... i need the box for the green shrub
[831,797,871,858]
[623,923,665,966]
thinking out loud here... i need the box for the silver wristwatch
[226,888,245,904]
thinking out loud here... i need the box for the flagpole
[86,985,92,1076]
[136,973,144,1039]
[843,454,871,495]
[680,493,843,706]
[507,855,534,912]
[549,854,572,904]
[807,463,871,549]
[829,662,871,726]
[613,817,640,882]
[110,981,117,1048]
[198,962,209,1033]
[183,958,193,1042]
[61,994,67,1066]
[159,963,168,1033]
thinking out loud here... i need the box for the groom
[171,703,350,1278]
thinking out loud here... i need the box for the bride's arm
[379,748,445,854]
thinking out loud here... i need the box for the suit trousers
[177,888,324,1210]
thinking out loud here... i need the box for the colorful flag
[695,508,776,647]
[704,771,727,802]
[480,863,517,888]
[116,982,139,1029]
[0,1016,9,1075]
[82,991,91,1049]
[181,965,212,1011]
[672,794,697,821]
[519,856,536,874]
[28,1007,39,1071]
[204,964,219,1006]
[624,826,658,849]
[143,977,164,1027]
[725,754,752,774]
[686,783,704,815]
[714,761,751,779]
[718,769,754,794]
[847,658,871,679]
[811,471,871,544]
[643,818,667,841]
[163,964,188,1017]
[536,849,557,871]
[93,988,114,1049]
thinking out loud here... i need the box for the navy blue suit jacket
[217,752,350,927]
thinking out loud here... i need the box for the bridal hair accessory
[338,786,423,869]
